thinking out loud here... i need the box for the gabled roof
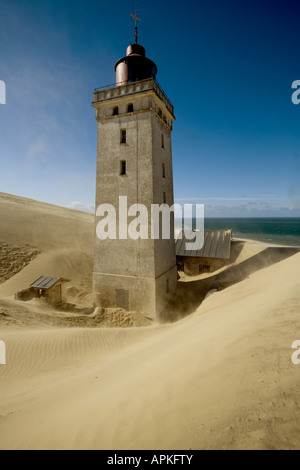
[176,229,232,259]
[30,276,70,290]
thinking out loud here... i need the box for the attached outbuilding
[29,276,70,306]
[176,229,232,275]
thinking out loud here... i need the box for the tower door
[116,289,129,310]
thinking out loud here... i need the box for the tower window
[163,192,167,204]
[127,103,133,113]
[158,108,162,118]
[120,160,127,175]
[113,106,119,116]
[166,279,169,294]
[162,163,166,178]
[120,129,126,144]
[161,133,165,149]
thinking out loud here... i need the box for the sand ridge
[0,242,40,285]
[0,192,299,449]
[0,191,94,306]
[0,253,299,449]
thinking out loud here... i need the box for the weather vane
[130,4,141,44]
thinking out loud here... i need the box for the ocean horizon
[175,217,300,247]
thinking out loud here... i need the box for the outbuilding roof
[176,229,232,259]
[30,276,70,290]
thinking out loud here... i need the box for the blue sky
[0,0,299,217]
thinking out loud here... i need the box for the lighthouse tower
[92,14,177,319]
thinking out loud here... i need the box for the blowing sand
[0,192,299,450]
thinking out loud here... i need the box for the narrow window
[162,163,166,178]
[158,108,162,118]
[127,103,133,113]
[161,133,165,149]
[120,160,127,175]
[113,106,119,116]
[166,279,169,294]
[163,192,167,204]
[120,129,126,144]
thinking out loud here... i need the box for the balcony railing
[93,78,174,117]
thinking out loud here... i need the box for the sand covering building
[176,229,232,275]
[16,276,70,307]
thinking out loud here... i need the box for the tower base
[93,266,177,320]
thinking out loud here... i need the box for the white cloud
[203,203,300,217]
[173,196,300,217]
[175,196,281,202]
[67,201,95,213]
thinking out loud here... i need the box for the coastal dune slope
[0,191,299,449]
[0,192,94,250]
[0,252,299,449]
[0,192,94,302]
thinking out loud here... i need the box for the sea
[175,218,300,247]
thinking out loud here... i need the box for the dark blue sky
[0,0,299,216]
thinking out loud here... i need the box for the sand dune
[0,242,40,285]
[0,253,299,450]
[0,192,94,305]
[0,192,299,449]
[0,249,93,303]
[0,192,94,251]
